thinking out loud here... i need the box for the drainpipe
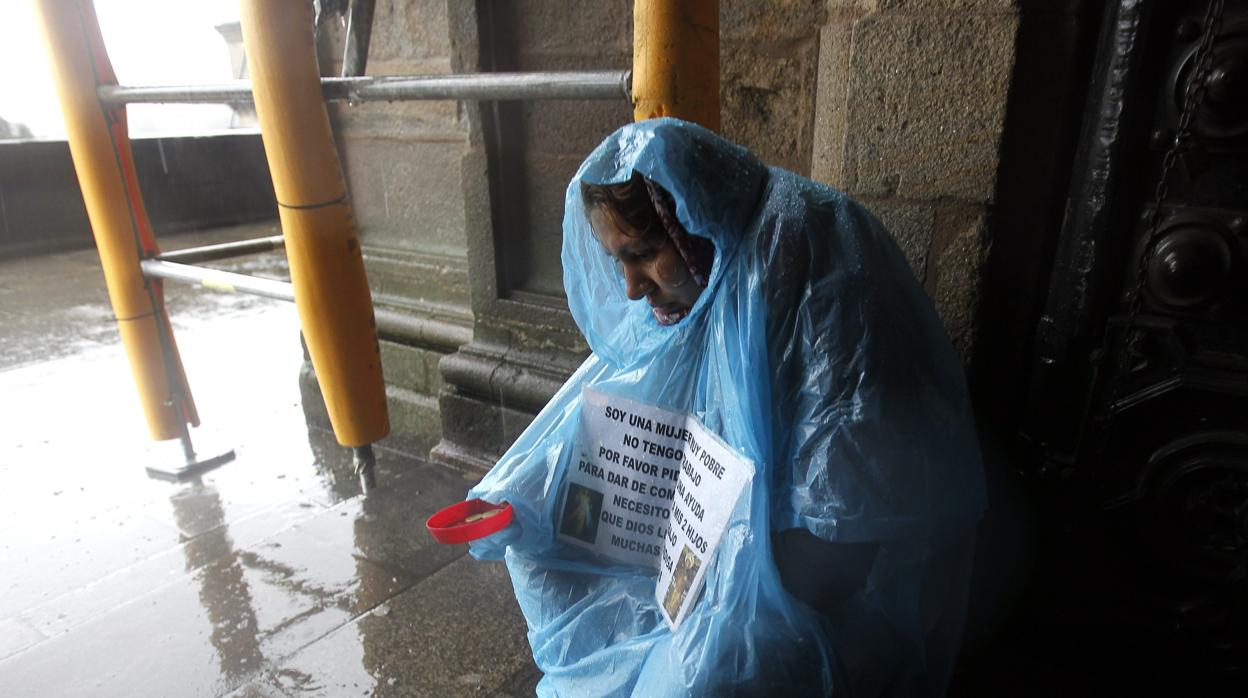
[239,0,389,477]
[33,0,200,441]
[632,0,720,131]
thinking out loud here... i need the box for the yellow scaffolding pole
[33,0,200,442]
[632,0,721,130]
[36,0,389,484]
[238,0,390,450]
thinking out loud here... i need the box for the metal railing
[134,69,632,315]
[124,68,630,484]
[99,70,631,107]
[141,258,296,302]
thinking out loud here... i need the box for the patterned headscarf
[643,177,716,288]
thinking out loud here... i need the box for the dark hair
[580,171,664,239]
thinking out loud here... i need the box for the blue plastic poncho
[469,118,986,697]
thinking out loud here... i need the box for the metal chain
[1099,0,1226,432]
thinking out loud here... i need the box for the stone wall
[813,0,1019,359]
[0,135,276,259]
[722,1,826,176]
[311,0,1021,465]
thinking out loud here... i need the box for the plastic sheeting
[469,118,985,696]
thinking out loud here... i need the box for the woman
[468,118,985,696]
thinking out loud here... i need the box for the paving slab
[0,226,536,696]
[257,557,536,698]
[0,503,424,697]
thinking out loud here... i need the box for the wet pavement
[0,224,539,697]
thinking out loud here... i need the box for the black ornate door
[1022,0,1248,687]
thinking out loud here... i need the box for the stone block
[722,0,826,42]
[722,36,821,175]
[856,196,934,281]
[361,0,453,64]
[339,139,469,258]
[826,0,1015,9]
[328,82,464,141]
[473,310,589,358]
[365,247,471,314]
[380,385,443,459]
[811,16,858,187]
[379,340,446,395]
[298,359,444,458]
[518,100,635,160]
[504,0,632,61]
[927,204,989,361]
[438,390,537,465]
[512,43,632,72]
[838,12,1017,201]
[314,0,451,78]
[873,0,1016,11]
[320,2,462,136]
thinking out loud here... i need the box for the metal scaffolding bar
[141,259,295,302]
[142,262,472,353]
[98,71,632,107]
[157,235,285,265]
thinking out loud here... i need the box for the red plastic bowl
[426,499,513,544]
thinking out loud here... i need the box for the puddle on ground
[0,232,528,697]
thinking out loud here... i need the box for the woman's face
[589,206,703,325]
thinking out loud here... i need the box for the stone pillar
[812,0,1019,359]
[430,1,634,474]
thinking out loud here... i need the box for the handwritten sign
[558,386,754,629]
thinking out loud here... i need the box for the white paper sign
[654,412,754,629]
[557,386,754,630]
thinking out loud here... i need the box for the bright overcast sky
[1,0,244,138]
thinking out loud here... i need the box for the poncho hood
[563,118,768,367]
